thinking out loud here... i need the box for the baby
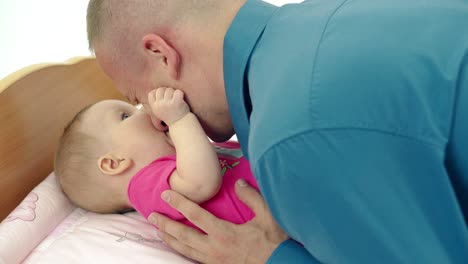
[54,87,259,227]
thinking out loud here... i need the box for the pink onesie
[127,147,259,229]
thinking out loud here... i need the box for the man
[86,0,468,263]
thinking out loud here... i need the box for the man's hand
[148,179,288,264]
[148,87,190,126]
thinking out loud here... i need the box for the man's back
[224,0,468,262]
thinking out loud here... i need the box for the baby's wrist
[167,112,193,127]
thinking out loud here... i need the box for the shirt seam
[308,0,351,127]
[244,3,281,120]
[266,239,291,263]
[252,126,444,167]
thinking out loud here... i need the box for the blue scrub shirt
[223,0,468,263]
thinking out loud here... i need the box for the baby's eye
[121,112,130,120]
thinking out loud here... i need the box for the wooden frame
[0,57,125,221]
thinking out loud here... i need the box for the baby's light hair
[54,104,127,214]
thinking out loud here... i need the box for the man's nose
[150,115,168,132]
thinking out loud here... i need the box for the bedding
[0,172,195,264]
[0,142,242,264]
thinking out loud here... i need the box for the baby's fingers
[164,88,175,100]
[156,88,166,101]
[173,90,185,102]
[148,89,158,105]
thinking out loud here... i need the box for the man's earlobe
[98,154,133,175]
[142,33,180,80]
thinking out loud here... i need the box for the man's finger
[155,212,209,245]
[161,190,226,234]
[235,179,268,217]
[149,212,209,253]
[158,230,206,263]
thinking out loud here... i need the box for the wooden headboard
[0,57,126,221]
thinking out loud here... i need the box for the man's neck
[217,0,248,41]
[209,0,248,93]
[178,0,248,94]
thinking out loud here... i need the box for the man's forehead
[94,54,135,104]
[93,42,123,79]
[93,44,144,106]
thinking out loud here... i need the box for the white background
[0,0,302,79]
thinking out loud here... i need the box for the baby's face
[82,100,176,168]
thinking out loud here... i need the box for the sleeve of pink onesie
[127,155,184,220]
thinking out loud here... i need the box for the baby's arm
[148,88,221,203]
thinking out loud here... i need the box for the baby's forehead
[94,99,129,110]
[78,101,116,130]
[86,100,129,116]
[80,100,134,129]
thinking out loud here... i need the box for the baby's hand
[148,87,190,126]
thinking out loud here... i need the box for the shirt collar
[223,0,278,158]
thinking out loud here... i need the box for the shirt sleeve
[127,156,184,220]
[268,239,320,263]
[258,129,468,263]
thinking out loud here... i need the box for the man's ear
[141,33,181,80]
[97,154,133,176]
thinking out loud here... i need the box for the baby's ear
[98,154,133,175]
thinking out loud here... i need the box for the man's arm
[148,88,221,203]
[148,128,468,263]
[254,129,468,263]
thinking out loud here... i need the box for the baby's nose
[150,115,168,132]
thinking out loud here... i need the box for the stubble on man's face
[176,74,235,142]
[193,103,235,142]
